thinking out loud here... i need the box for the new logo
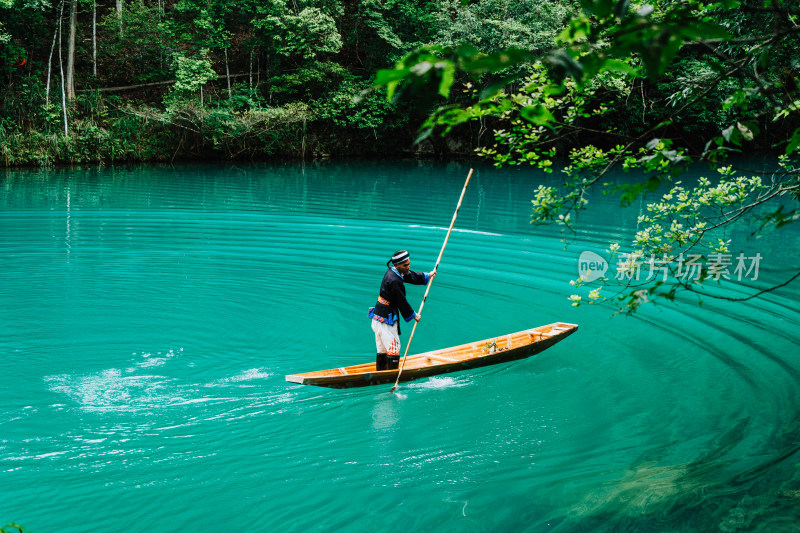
[578,251,608,282]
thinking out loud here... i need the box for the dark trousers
[376,353,400,371]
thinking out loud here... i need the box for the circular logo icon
[578,251,608,282]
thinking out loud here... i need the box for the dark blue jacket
[369,267,429,331]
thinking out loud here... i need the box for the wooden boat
[285,322,578,388]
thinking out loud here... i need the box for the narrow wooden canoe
[285,322,578,388]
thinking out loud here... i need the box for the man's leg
[386,324,400,369]
[372,320,391,370]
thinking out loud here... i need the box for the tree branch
[77,73,250,93]
[693,269,800,302]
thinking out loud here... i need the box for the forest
[0,0,568,165]
[3,0,799,168]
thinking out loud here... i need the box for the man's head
[390,250,411,274]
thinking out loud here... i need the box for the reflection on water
[1,160,799,532]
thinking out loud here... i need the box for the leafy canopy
[374,0,800,314]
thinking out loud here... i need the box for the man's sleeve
[404,270,429,285]
[390,282,417,321]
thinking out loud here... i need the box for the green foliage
[160,98,311,157]
[168,50,217,100]
[0,0,455,163]
[96,3,170,85]
[315,76,400,131]
[169,0,242,52]
[0,21,10,44]
[569,162,799,314]
[434,0,576,54]
[267,61,348,101]
[356,0,404,50]
[372,0,800,313]
[475,63,604,169]
[375,42,535,116]
[0,0,442,163]
[254,5,342,59]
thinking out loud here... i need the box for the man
[369,250,436,370]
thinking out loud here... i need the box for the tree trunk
[58,0,69,135]
[66,0,77,101]
[116,0,123,37]
[301,117,306,159]
[92,0,97,77]
[249,49,253,89]
[46,7,60,106]
[225,48,232,98]
[157,0,164,70]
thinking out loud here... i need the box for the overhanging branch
[77,73,250,93]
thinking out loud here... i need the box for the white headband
[391,250,410,264]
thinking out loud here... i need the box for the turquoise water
[1,161,799,532]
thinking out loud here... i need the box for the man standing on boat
[369,250,436,371]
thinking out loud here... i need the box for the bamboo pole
[391,168,473,393]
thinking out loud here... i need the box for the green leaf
[613,0,631,19]
[600,58,638,75]
[463,47,531,75]
[373,68,411,86]
[479,74,523,100]
[618,183,645,206]
[637,5,654,16]
[439,61,456,98]
[736,121,753,141]
[520,105,555,125]
[410,61,434,76]
[580,0,615,18]
[647,34,684,79]
[721,125,736,143]
[558,15,592,44]
[414,127,434,145]
[668,163,687,178]
[438,107,473,124]
[786,128,800,155]
[454,43,481,59]
[544,83,567,96]
[545,50,585,84]
[678,21,730,41]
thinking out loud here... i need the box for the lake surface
[1,160,799,532]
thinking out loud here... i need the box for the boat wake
[207,368,272,387]
[406,376,469,391]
